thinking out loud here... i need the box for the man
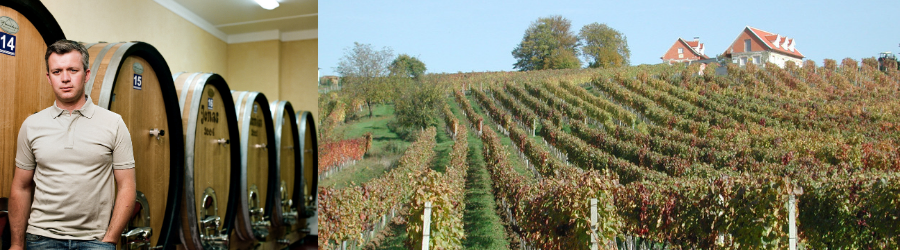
[9,40,136,250]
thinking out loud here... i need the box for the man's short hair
[45,39,89,72]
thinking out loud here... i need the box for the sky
[319,0,900,76]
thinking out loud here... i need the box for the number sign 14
[0,31,15,56]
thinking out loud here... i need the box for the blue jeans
[25,233,116,250]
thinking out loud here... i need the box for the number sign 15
[133,74,143,90]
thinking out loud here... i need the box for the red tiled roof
[746,26,804,58]
[678,38,708,59]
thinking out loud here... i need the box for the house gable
[723,26,804,59]
[661,38,708,63]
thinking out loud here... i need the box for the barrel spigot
[280,182,298,226]
[149,129,165,141]
[199,188,228,250]
[201,229,229,250]
[120,192,152,249]
[120,227,152,250]
[248,186,270,240]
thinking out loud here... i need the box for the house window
[753,56,761,64]
[678,48,683,54]
[679,53,683,58]
[740,57,748,66]
[744,39,751,52]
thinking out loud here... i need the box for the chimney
[692,37,702,53]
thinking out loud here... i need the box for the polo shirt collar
[51,95,96,119]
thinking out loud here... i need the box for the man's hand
[103,168,136,245]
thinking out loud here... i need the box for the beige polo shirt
[15,96,135,240]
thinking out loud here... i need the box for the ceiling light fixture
[253,0,279,10]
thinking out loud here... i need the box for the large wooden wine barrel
[173,72,240,250]
[0,1,64,247]
[296,111,318,223]
[269,100,301,243]
[229,91,277,246]
[0,0,65,208]
[83,41,184,250]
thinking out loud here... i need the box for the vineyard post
[590,198,598,250]
[478,120,483,135]
[422,201,433,250]
[788,193,797,250]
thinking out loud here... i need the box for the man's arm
[103,168,136,244]
[9,168,35,250]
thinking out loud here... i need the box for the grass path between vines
[459,119,511,249]
[444,95,511,249]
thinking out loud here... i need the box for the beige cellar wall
[43,0,228,75]
[43,0,318,120]
[279,39,319,122]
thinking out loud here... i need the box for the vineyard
[319,59,900,249]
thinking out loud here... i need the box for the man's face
[46,51,90,104]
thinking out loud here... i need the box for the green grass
[343,104,411,156]
[318,155,399,189]
[459,113,512,249]
[365,220,408,250]
[320,104,410,188]
[429,122,454,173]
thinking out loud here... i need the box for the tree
[512,15,581,71]
[579,22,630,68]
[335,42,394,117]
[390,54,427,79]
[391,78,445,140]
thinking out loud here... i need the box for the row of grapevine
[493,66,899,247]
[497,82,714,179]
[661,64,900,171]
[317,136,370,176]
[489,80,805,247]
[466,83,805,248]
[428,58,900,247]
[454,90,484,134]
[487,84,664,181]
[593,75,712,136]
[471,88,573,177]
[713,61,892,135]
[405,105,470,249]
[456,91,621,249]
[592,73,824,172]
[318,127,437,249]
[558,80,638,126]
[532,80,790,174]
